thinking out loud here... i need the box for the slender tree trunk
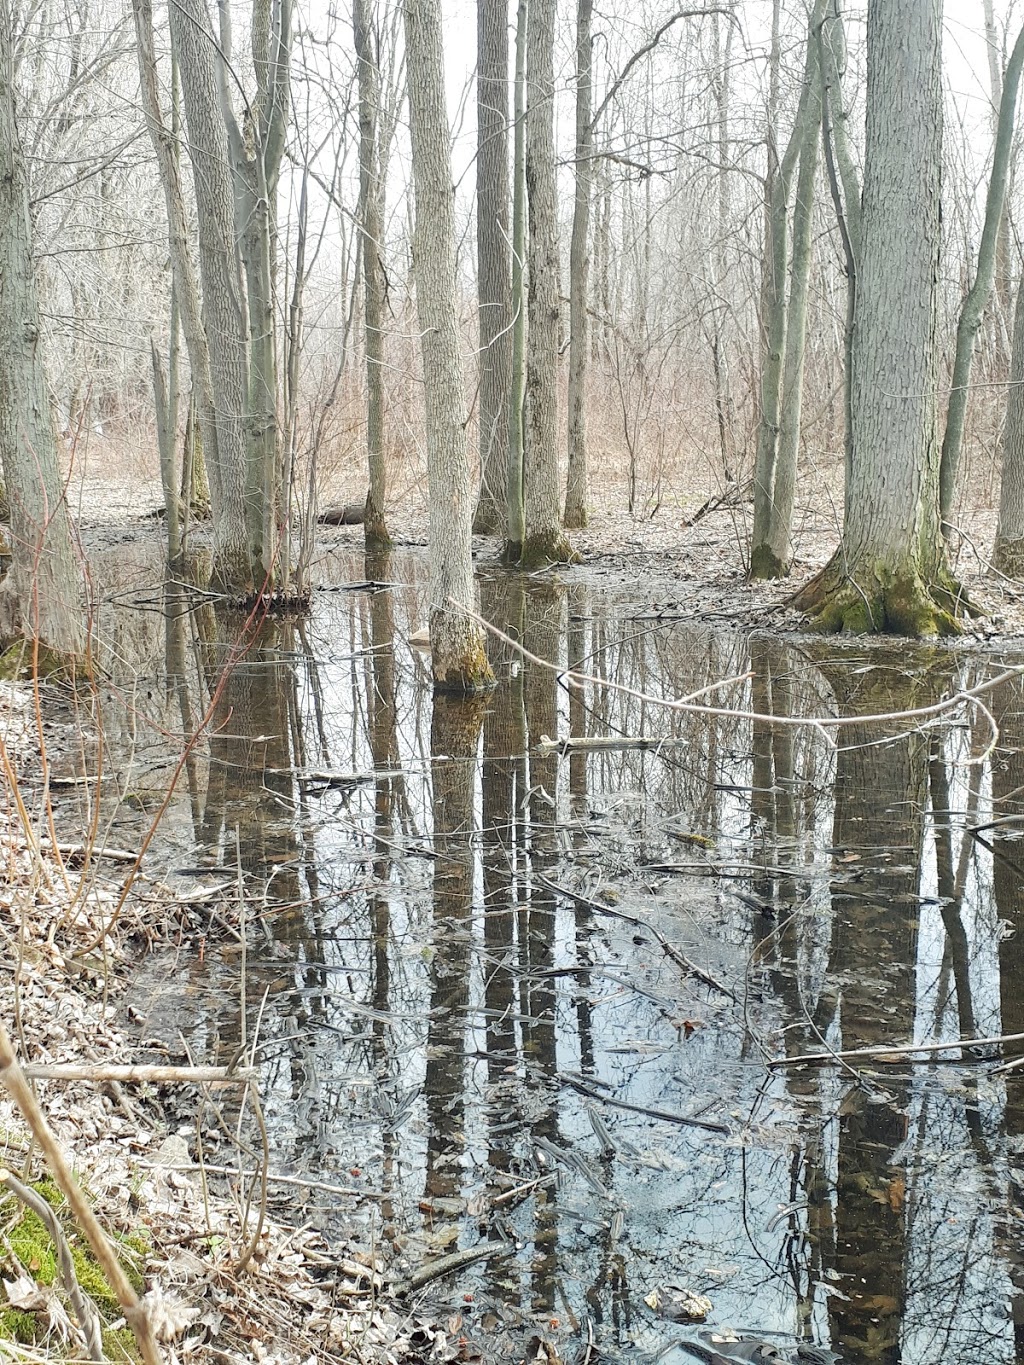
[994,274,1024,572]
[750,0,824,580]
[521,0,575,567]
[0,3,83,656]
[472,0,512,536]
[563,0,593,529]
[505,0,527,558]
[169,0,253,592]
[798,0,960,636]
[133,0,222,535]
[403,0,492,692]
[985,0,1014,341]
[819,1,862,511]
[355,0,390,548]
[940,22,1024,530]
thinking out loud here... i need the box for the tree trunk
[994,273,1024,573]
[505,0,527,558]
[563,0,593,530]
[472,0,512,536]
[940,22,1024,530]
[403,0,493,692]
[168,0,253,592]
[798,0,961,636]
[984,0,1014,344]
[749,0,824,580]
[521,0,575,567]
[354,0,390,548]
[0,3,83,657]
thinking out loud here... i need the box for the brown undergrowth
[0,680,460,1364]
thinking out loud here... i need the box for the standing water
[60,544,1024,1364]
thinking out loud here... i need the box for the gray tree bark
[472,0,512,536]
[354,0,390,548]
[749,0,824,580]
[505,0,527,557]
[0,2,83,656]
[168,0,253,591]
[995,275,1024,573]
[799,0,961,635]
[563,0,593,530]
[521,0,574,567]
[403,0,492,691]
[940,22,1024,530]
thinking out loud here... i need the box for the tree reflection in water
[90,552,1024,1364]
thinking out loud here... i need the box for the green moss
[102,1324,142,1362]
[748,542,791,581]
[518,529,579,570]
[0,640,75,681]
[1,1181,148,1352]
[805,560,964,639]
[0,1307,39,1343]
[433,638,496,695]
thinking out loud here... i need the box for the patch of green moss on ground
[2,1180,148,1354]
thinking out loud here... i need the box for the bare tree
[354,0,390,547]
[403,0,492,690]
[0,0,83,656]
[798,0,961,634]
[521,0,575,567]
[472,0,513,536]
[563,0,594,529]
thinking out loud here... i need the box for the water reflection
[83,547,1024,1364]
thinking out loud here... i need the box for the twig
[0,1168,104,1362]
[766,1030,1024,1069]
[539,876,739,1003]
[397,1239,512,1295]
[0,1017,164,1365]
[453,599,1024,759]
[557,1072,729,1134]
[139,1161,389,1200]
[20,1063,254,1085]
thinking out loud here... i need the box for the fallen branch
[536,733,691,753]
[397,1239,512,1295]
[141,1161,389,1199]
[0,1018,164,1365]
[21,1063,254,1085]
[452,599,1023,760]
[766,1030,1024,1069]
[0,1167,104,1361]
[558,1072,729,1134]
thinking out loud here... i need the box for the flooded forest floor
[5,488,1024,1364]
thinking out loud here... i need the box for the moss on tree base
[517,529,579,570]
[561,500,588,530]
[748,542,791,580]
[432,638,495,695]
[795,558,973,637]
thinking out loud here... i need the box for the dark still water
[70,545,1024,1364]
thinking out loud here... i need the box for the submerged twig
[767,1030,1024,1069]
[558,1072,729,1135]
[21,1063,254,1085]
[0,1167,104,1362]
[540,876,739,1003]
[397,1239,512,1295]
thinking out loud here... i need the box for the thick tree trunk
[472,0,512,536]
[521,0,575,568]
[169,0,253,592]
[563,0,593,530]
[799,0,961,636]
[403,0,492,692]
[0,5,83,657]
[354,0,390,548]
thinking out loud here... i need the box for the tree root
[794,558,977,638]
